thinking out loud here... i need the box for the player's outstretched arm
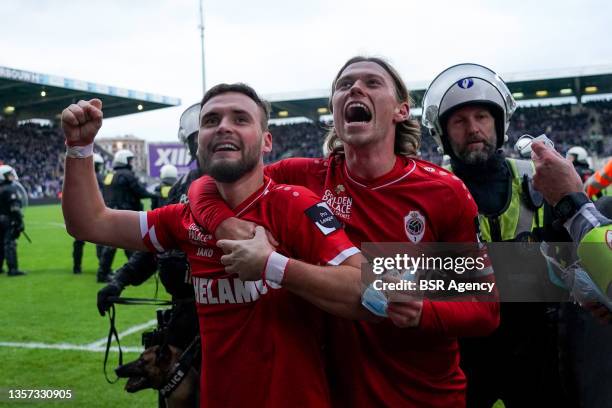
[61,99,147,251]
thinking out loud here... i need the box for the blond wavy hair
[323,56,421,157]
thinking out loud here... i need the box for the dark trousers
[0,216,18,273]
[97,246,133,280]
[72,240,103,271]
[460,303,573,408]
[559,302,612,408]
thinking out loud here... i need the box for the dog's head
[115,344,181,393]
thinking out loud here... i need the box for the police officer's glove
[97,283,123,316]
[10,220,24,240]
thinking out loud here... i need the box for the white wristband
[66,143,94,158]
[264,251,289,284]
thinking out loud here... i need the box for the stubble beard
[452,135,497,165]
[199,140,260,183]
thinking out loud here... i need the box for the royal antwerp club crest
[404,211,426,243]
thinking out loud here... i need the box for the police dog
[115,343,198,408]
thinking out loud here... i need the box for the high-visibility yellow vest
[447,158,543,242]
[160,185,172,199]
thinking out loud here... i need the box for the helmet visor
[178,103,201,144]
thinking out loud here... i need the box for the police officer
[565,146,593,183]
[97,103,202,372]
[151,164,178,210]
[73,153,105,274]
[0,165,26,276]
[422,64,571,407]
[96,149,157,282]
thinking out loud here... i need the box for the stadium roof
[0,65,181,121]
[265,65,612,121]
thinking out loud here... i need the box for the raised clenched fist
[61,99,104,147]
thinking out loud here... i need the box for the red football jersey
[188,156,499,407]
[141,177,359,408]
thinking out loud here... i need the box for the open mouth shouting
[344,101,373,126]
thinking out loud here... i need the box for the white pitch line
[86,319,157,349]
[0,342,142,353]
[25,221,66,229]
[0,319,157,353]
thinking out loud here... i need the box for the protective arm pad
[564,202,611,243]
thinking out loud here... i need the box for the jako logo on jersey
[404,210,426,243]
[322,189,353,220]
[606,230,612,250]
[154,147,192,166]
[305,202,342,236]
[457,78,474,89]
[192,276,280,305]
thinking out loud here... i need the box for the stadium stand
[0,119,111,199]
[2,100,611,198]
[267,100,612,165]
[0,119,65,198]
[0,65,180,200]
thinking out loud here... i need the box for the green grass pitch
[0,204,168,407]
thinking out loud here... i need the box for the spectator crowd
[0,120,64,198]
[2,99,612,199]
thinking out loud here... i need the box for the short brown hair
[200,83,271,131]
[324,56,421,157]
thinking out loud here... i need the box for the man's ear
[393,102,410,123]
[262,131,273,154]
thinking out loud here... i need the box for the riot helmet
[422,63,516,158]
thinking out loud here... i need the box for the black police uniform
[453,153,573,408]
[97,166,156,282]
[73,172,105,274]
[0,179,25,276]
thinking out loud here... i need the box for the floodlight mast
[199,0,206,94]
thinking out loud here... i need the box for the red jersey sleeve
[419,298,499,337]
[419,176,500,337]
[264,158,324,189]
[140,204,184,253]
[264,184,359,265]
[187,175,234,234]
[187,158,326,235]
